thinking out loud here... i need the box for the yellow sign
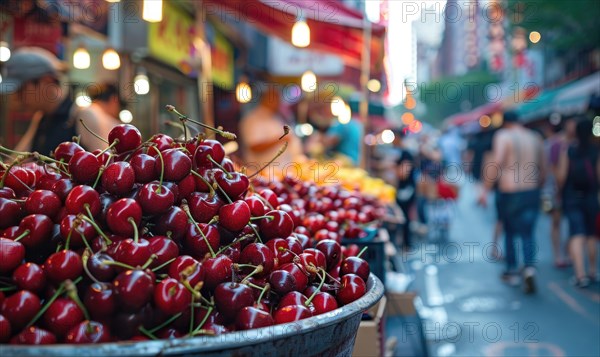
[148,2,194,71]
[211,32,234,89]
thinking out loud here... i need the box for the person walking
[556,118,599,288]
[392,129,417,250]
[478,111,545,294]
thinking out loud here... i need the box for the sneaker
[571,276,591,288]
[522,267,536,294]
[501,272,520,286]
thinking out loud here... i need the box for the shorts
[563,195,600,237]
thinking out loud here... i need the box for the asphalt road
[404,179,600,357]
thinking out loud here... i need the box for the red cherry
[239,243,274,277]
[113,269,155,312]
[214,282,255,322]
[304,248,327,270]
[44,250,83,283]
[130,153,157,184]
[18,214,53,248]
[154,148,192,182]
[266,238,293,266]
[235,306,274,330]
[0,238,25,274]
[269,270,296,296]
[203,255,233,291]
[188,192,223,224]
[258,189,279,210]
[340,256,370,282]
[152,206,187,243]
[50,178,75,202]
[0,198,21,229]
[279,263,309,292]
[12,263,46,293]
[336,274,366,305]
[43,297,84,337]
[218,200,250,232]
[0,314,11,343]
[315,239,342,270]
[154,278,192,315]
[1,290,41,330]
[84,283,117,320]
[177,174,196,203]
[259,210,294,241]
[69,151,101,184]
[148,236,179,270]
[201,139,225,163]
[214,171,249,200]
[59,215,95,248]
[184,223,220,260]
[10,326,56,345]
[274,305,312,324]
[53,141,84,162]
[65,320,112,343]
[146,134,174,156]
[112,238,151,268]
[312,292,339,315]
[278,291,309,308]
[65,185,101,216]
[108,124,142,154]
[137,182,175,216]
[101,162,135,196]
[193,145,214,168]
[245,195,266,216]
[105,198,142,236]
[86,252,117,282]
[0,187,16,199]
[23,190,61,219]
[167,256,205,287]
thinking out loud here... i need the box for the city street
[404,179,600,357]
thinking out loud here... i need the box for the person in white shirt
[77,83,122,151]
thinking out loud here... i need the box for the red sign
[12,15,62,55]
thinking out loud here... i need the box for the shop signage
[267,37,344,76]
[148,2,195,73]
[210,31,234,89]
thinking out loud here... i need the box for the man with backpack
[557,117,600,288]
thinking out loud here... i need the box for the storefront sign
[12,15,62,56]
[267,37,344,76]
[210,31,234,89]
[148,2,195,73]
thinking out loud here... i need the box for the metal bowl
[1,274,384,357]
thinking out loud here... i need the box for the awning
[446,101,503,127]
[552,72,600,115]
[201,0,386,68]
[517,87,563,123]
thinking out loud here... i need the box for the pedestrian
[322,111,364,167]
[392,129,417,251]
[477,110,545,294]
[0,47,75,155]
[556,117,599,288]
[77,83,123,151]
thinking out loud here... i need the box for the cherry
[86,252,117,282]
[221,158,235,173]
[43,297,84,337]
[279,263,308,292]
[101,162,136,197]
[69,151,101,184]
[304,248,327,270]
[315,239,342,270]
[184,222,220,259]
[154,148,191,182]
[51,178,75,202]
[0,198,21,230]
[340,256,370,282]
[269,270,296,296]
[273,305,312,324]
[311,292,338,315]
[266,238,293,266]
[18,214,53,248]
[278,291,309,308]
[239,243,274,277]
[108,124,142,154]
[167,256,205,287]
[152,206,187,243]
[214,171,249,200]
[235,306,274,330]
[1,290,41,330]
[65,185,101,216]
[137,182,174,216]
[188,192,223,224]
[177,174,196,203]
[193,145,214,168]
[336,274,366,305]
[0,314,10,343]
[245,195,266,217]
[154,278,192,315]
[111,304,152,340]
[113,269,155,312]
[53,141,84,162]
[296,253,319,280]
[23,190,61,219]
[10,326,56,345]
[218,200,250,232]
[146,134,174,156]
[44,250,83,283]
[0,187,16,199]
[112,238,151,268]
[105,198,142,237]
[201,140,225,163]
[214,282,255,322]
[148,236,179,270]
[65,320,111,343]
[12,262,46,293]
[93,149,112,166]
[203,255,233,291]
[258,189,279,210]
[59,215,95,248]
[286,235,305,255]
[259,210,294,241]
[130,153,157,184]
[278,203,303,227]
[0,238,25,274]
[84,283,117,320]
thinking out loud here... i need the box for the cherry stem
[256,283,270,305]
[253,194,274,211]
[95,139,119,157]
[207,155,230,177]
[305,269,327,306]
[7,198,26,203]
[181,204,216,258]
[64,225,73,251]
[181,279,203,301]
[25,277,82,329]
[101,260,136,271]
[279,125,291,140]
[79,118,109,144]
[324,270,341,285]
[65,279,91,321]
[139,326,158,340]
[356,246,368,259]
[0,286,17,292]
[249,215,274,221]
[240,264,264,285]
[148,312,183,334]
[72,136,81,145]
[189,306,214,337]
[213,180,233,204]
[188,298,195,336]
[247,141,288,179]
[0,156,23,189]
[81,250,102,284]
[154,146,165,194]
[92,166,105,190]
[141,254,158,270]
[190,170,215,196]
[245,282,265,291]
[179,116,189,143]
[81,212,112,245]
[128,217,139,244]
[13,229,30,242]
[151,257,177,272]
[166,105,236,140]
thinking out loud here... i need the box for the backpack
[568,147,598,192]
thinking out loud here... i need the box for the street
[404,179,600,357]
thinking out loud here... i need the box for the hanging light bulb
[143,0,163,23]
[236,78,252,103]
[105,0,121,3]
[134,68,150,95]
[102,48,120,70]
[301,70,317,92]
[0,41,11,62]
[338,104,352,124]
[291,19,310,47]
[330,96,345,116]
[73,46,90,69]
[119,110,133,123]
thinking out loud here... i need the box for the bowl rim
[1,274,384,356]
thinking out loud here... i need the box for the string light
[142,0,163,23]
[102,48,120,70]
[291,19,310,47]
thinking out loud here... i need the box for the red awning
[201,0,386,68]
[446,102,503,127]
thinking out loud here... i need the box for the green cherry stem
[181,204,216,258]
[154,147,165,194]
[95,139,119,157]
[65,279,91,321]
[240,264,264,285]
[207,155,231,177]
[100,260,136,271]
[141,254,158,270]
[356,246,368,259]
[213,181,233,204]
[305,270,326,307]
[249,215,274,221]
[80,214,112,245]
[166,105,236,140]
[81,249,102,284]
[128,217,139,244]
[12,229,30,242]
[189,306,214,337]
[92,166,105,190]
[148,312,183,334]
[256,283,270,305]
[247,141,288,179]
[190,170,215,197]
[151,257,177,272]
[139,326,158,340]
[79,118,109,144]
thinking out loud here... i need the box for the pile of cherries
[0,117,374,345]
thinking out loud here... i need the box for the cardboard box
[352,295,387,357]
[386,291,417,317]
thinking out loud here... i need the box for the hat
[0,47,66,95]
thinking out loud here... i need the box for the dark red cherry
[188,192,223,224]
[266,238,293,266]
[148,236,179,270]
[304,248,327,270]
[137,182,174,216]
[43,249,83,283]
[259,210,294,241]
[214,171,249,200]
[86,252,117,282]
[279,263,309,292]
[203,255,233,291]
[177,174,196,202]
[108,124,142,154]
[59,215,95,248]
[235,306,274,330]
[0,238,25,274]
[10,326,56,345]
[65,320,111,343]
[23,190,61,219]
[184,223,220,260]
[0,314,10,343]
[193,145,214,168]
[154,148,191,182]
[336,274,366,305]
[112,238,151,268]
[274,305,312,324]
[0,187,16,199]
[278,291,308,308]
[43,297,84,337]
[146,134,174,157]
[65,185,101,216]
[214,282,255,322]
[50,178,75,202]
[258,189,279,210]
[239,243,274,277]
[245,195,266,216]
[312,292,339,315]
[167,256,204,287]
[101,162,135,196]
[105,198,142,236]
[0,198,21,229]
[154,278,192,315]
[53,141,84,162]
[113,269,155,312]
[1,290,41,330]
[152,206,187,242]
[69,151,101,184]
[18,214,53,248]
[12,262,46,293]
[130,153,157,184]
[269,270,296,296]
[84,283,117,320]
[340,256,370,282]
[315,239,342,270]
[201,139,225,163]
[218,200,250,232]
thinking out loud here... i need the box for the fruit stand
[0,108,388,355]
